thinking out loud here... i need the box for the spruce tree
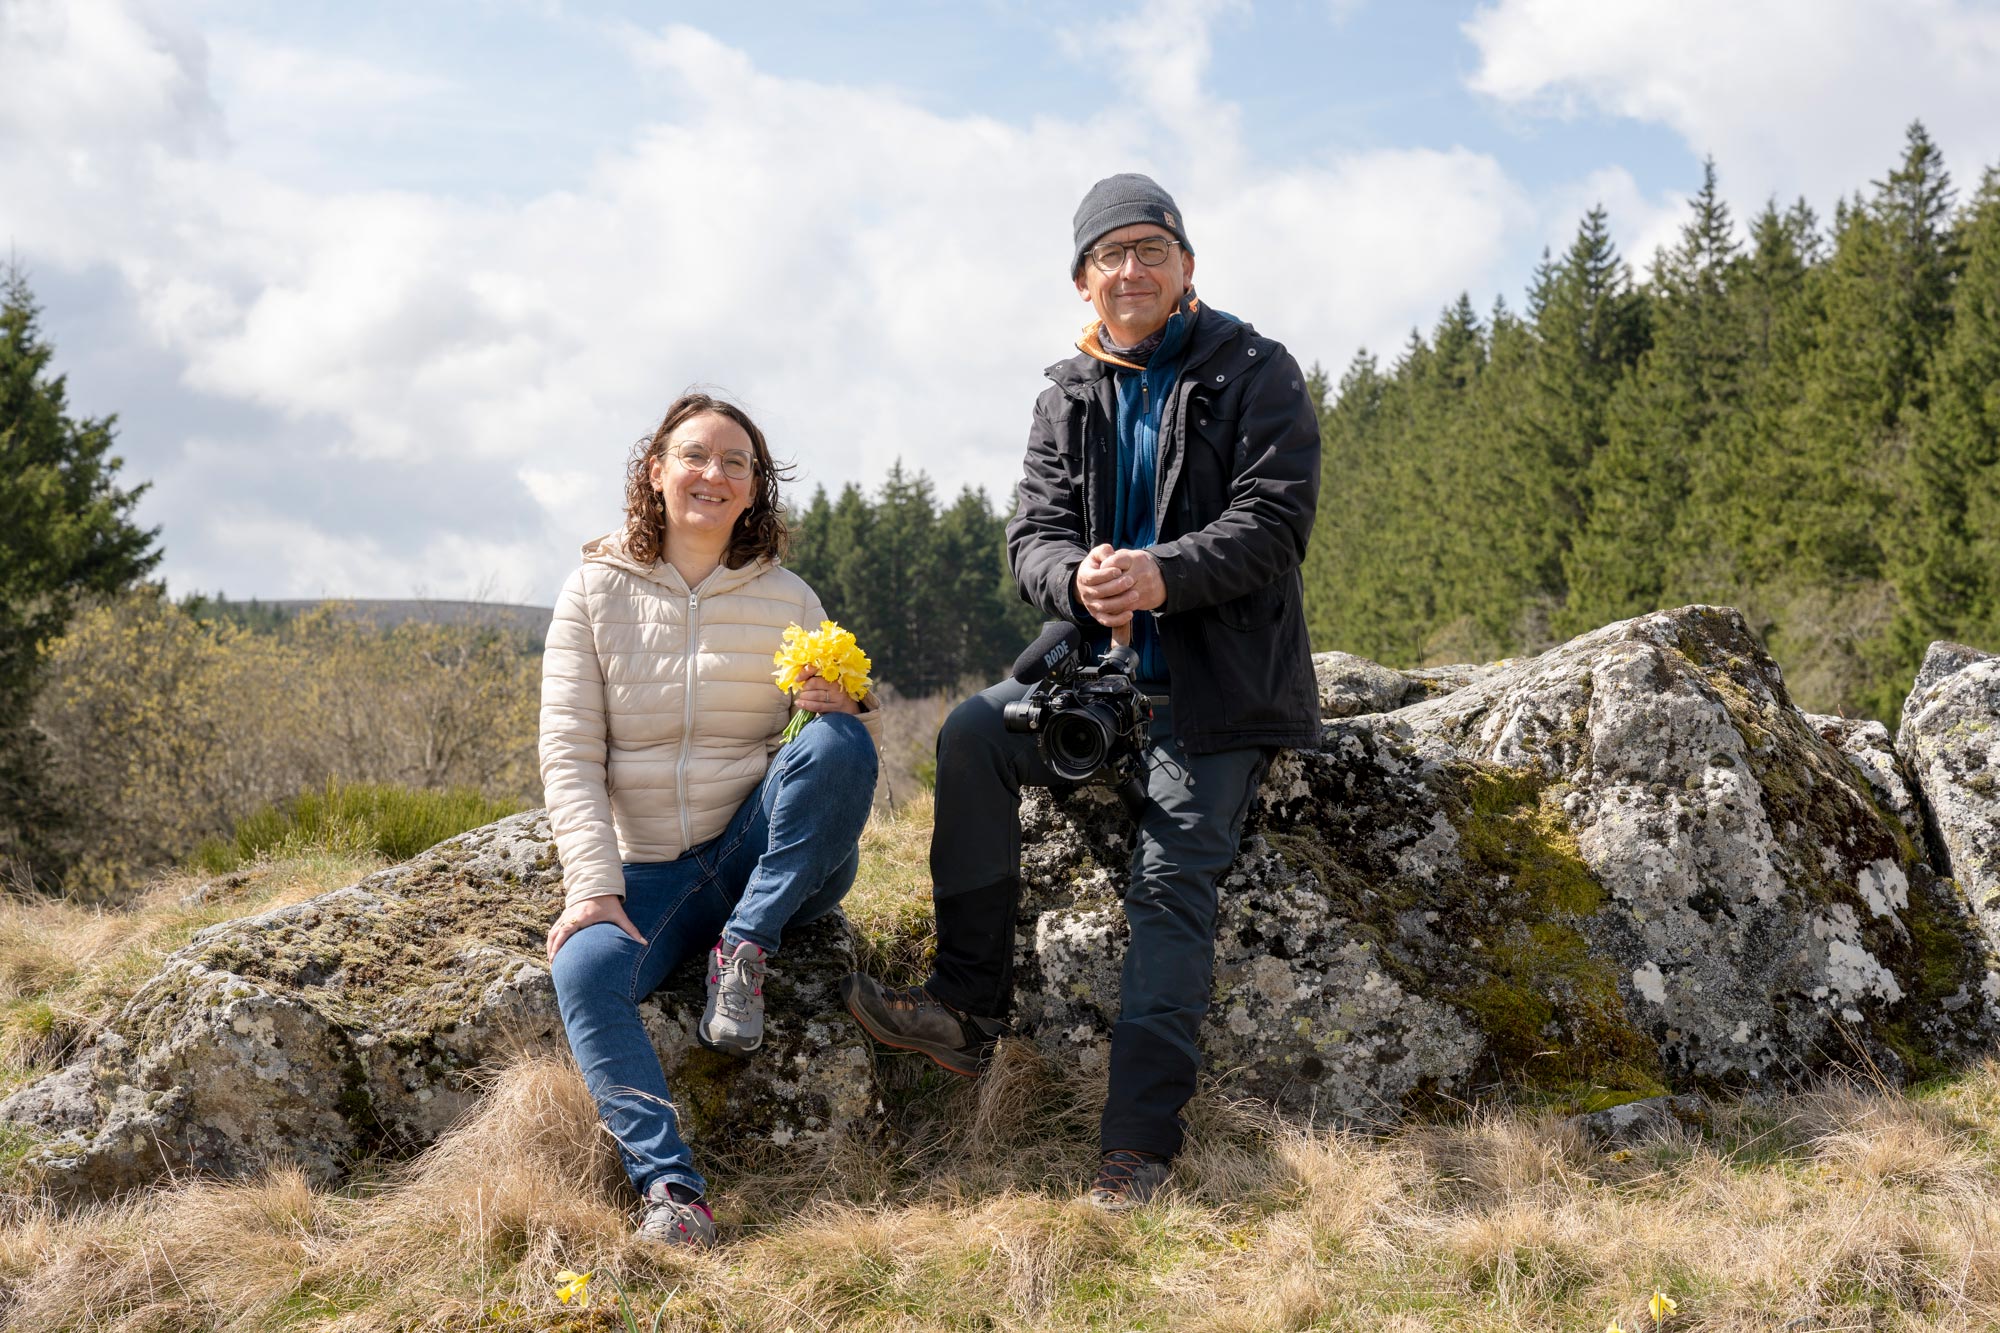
[1564,162,1744,632]
[0,269,161,888]
[785,484,835,600]
[1898,167,2000,652]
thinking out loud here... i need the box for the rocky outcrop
[1311,652,1509,718]
[0,813,872,1200]
[1898,642,2000,949]
[1012,607,2000,1116]
[11,606,1999,1197]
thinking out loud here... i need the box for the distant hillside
[192,598,554,649]
[265,600,552,635]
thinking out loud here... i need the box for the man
[841,173,1320,1206]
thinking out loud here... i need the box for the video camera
[1001,621,1154,811]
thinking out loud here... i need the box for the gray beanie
[1071,173,1193,276]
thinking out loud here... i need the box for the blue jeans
[550,712,877,1198]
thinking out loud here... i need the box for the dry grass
[0,848,383,1084]
[14,1052,2000,1330]
[844,795,937,983]
[12,845,2000,1329]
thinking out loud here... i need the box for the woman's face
[648,411,756,549]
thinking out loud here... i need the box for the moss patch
[1442,765,1664,1098]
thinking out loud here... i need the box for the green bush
[190,782,527,873]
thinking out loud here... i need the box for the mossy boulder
[0,813,873,1200]
[1014,606,2000,1114]
[1898,641,2000,950]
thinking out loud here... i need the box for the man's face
[1075,221,1195,344]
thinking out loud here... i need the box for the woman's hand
[546,894,647,964]
[793,663,863,715]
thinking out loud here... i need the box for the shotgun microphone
[1010,621,1082,685]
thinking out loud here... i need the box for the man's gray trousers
[923,676,1266,1159]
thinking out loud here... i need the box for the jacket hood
[580,532,773,595]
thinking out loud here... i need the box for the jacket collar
[1076,292,1200,372]
[581,532,772,595]
[1049,291,1245,399]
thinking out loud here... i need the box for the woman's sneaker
[637,1181,717,1248]
[700,938,766,1055]
[1087,1149,1171,1210]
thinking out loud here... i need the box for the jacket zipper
[676,588,700,852]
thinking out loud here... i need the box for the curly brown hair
[622,392,794,569]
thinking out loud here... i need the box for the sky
[5,0,2000,605]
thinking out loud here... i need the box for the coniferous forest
[1303,122,2000,725]
[786,463,1045,697]
[792,124,1998,725]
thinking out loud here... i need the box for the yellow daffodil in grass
[554,1270,592,1307]
[1605,1321,1623,1333]
[772,620,872,743]
[1650,1290,1677,1323]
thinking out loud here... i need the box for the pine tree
[1898,167,2000,651]
[0,268,161,888]
[934,486,1040,685]
[1768,124,1960,715]
[1564,162,1745,631]
[825,481,875,648]
[1671,197,1819,607]
[785,484,835,600]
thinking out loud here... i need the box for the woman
[540,392,879,1249]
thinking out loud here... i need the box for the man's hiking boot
[1087,1149,1171,1211]
[636,1181,717,1249]
[839,972,995,1077]
[699,938,766,1055]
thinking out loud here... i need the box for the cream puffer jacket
[539,534,881,908]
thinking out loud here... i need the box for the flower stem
[779,708,814,744]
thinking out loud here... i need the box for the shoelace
[1093,1150,1164,1193]
[643,1192,713,1241]
[711,944,764,1019]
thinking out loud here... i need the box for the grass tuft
[189,781,527,873]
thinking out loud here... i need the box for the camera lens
[1045,707,1113,782]
[1001,698,1040,733]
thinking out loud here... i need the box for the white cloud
[6,1,1556,600]
[1464,0,2000,212]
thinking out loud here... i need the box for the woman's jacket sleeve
[538,567,625,906]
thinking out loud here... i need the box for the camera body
[1002,628,1153,789]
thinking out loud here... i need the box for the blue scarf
[1104,298,1197,683]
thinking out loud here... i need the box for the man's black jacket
[1005,303,1322,754]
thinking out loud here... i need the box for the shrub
[32,593,541,897]
[189,781,527,872]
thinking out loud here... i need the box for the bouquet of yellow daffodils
[772,620,872,743]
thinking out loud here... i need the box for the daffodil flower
[1606,1321,1624,1333]
[1650,1290,1677,1322]
[772,620,873,742]
[555,1269,592,1307]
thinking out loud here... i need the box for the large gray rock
[1309,652,1512,718]
[1313,651,1411,718]
[1802,713,1935,863]
[0,812,872,1199]
[1898,642,2000,948]
[1014,606,1999,1114]
[17,610,2000,1195]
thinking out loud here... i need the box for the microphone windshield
[1011,621,1082,684]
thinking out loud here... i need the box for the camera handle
[1105,621,1150,819]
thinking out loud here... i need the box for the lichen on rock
[0,812,873,1200]
[1012,607,2000,1117]
[1898,642,2000,953]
